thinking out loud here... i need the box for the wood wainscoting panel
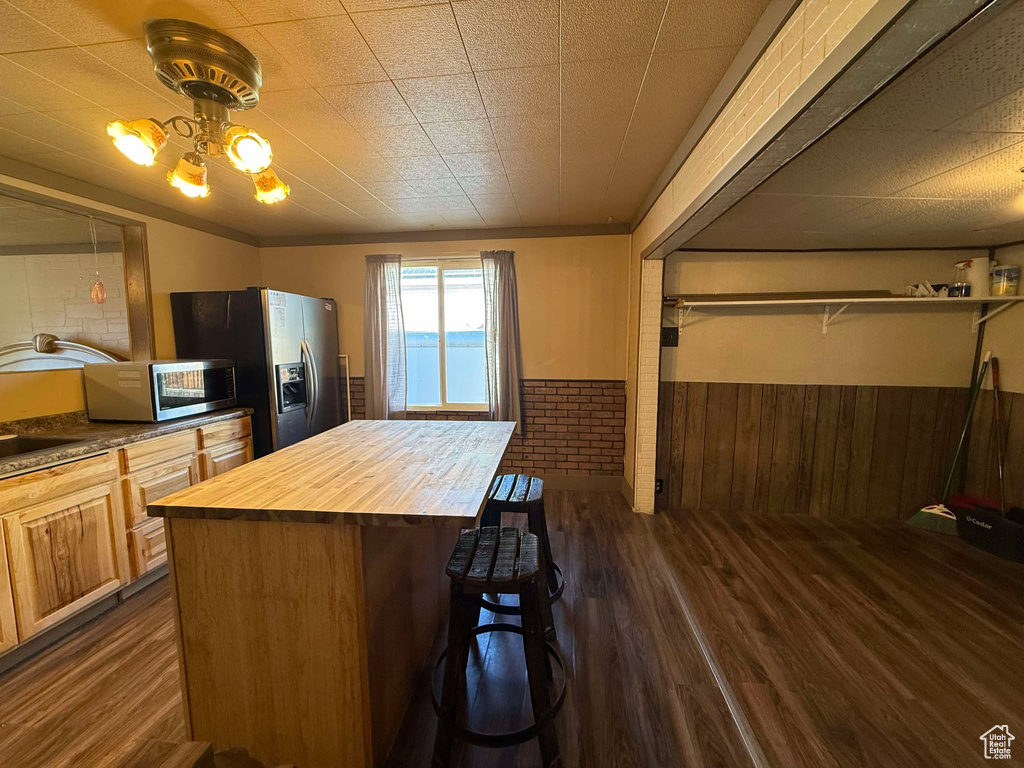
[965,389,1024,508]
[656,382,971,518]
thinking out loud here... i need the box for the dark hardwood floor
[1,490,1021,768]
[649,509,1024,768]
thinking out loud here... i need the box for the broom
[907,351,991,533]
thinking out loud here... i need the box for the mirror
[0,188,154,370]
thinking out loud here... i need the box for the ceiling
[0,194,122,246]
[683,0,1024,251]
[0,0,772,241]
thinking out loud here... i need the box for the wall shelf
[664,294,1024,335]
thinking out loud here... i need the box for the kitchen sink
[0,435,87,459]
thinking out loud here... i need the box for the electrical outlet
[655,478,663,493]
[661,326,678,347]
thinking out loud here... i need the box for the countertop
[0,408,253,477]
[149,419,515,527]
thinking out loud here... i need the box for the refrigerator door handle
[302,338,319,428]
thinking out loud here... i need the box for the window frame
[402,257,488,412]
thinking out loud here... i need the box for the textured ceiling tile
[4,46,164,108]
[0,126,60,156]
[394,74,485,123]
[601,47,739,221]
[561,56,647,155]
[422,119,495,154]
[501,146,558,177]
[443,151,504,177]
[387,154,454,180]
[560,0,665,63]
[476,65,557,118]
[490,109,558,151]
[4,0,247,45]
[0,4,70,53]
[452,0,558,70]
[225,0,345,25]
[256,15,387,86]
[351,4,470,80]
[439,210,488,228]
[364,177,464,198]
[656,0,771,52]
[359,123,436,157]
[220,27,311,92]
[343,0,440,10]
[0,112,111,158]
[0,96,31,116]
[385,195,474,212]
[457,175,512,195]
[317,81,417,128]
[470,192,517,209]
[479,208,522,227]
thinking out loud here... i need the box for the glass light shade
[224,125,273,173]
[106,119,167,166]
[252,168,290,204]
[167,153,211,198]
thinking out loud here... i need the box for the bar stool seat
[432,526,565,768]
[480,475,564,637]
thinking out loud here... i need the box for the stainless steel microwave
[83,360,237,422]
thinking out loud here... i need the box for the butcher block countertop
[148,419,515,527]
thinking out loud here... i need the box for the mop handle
[941,351,991,503]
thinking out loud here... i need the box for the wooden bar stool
[432,526,566,768]
[480,474,564,638]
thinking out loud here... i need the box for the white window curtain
[481,250,523,434]
[363,254,407,420]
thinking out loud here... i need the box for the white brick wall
[633,258,663,514]
[0,252,130,357]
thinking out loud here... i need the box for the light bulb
[167,153,211,199]
[225,125,273,173]
[252,168,290,204]
[106,119,167,166]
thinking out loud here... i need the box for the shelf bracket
[678,305,692,330]
[822,303,849,335]
[972,301,1017,332]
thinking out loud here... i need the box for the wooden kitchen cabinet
[3,481,130,639]
[123,456,201,529]
[0,526,18,653]
[200,438,253,480]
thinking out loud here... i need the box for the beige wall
[260,234,631,380]
[0,174,262,420]
[663,249,984,387]
[982,242,1024,393]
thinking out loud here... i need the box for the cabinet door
[4,482,130,639]
[199,438,253,480]
[123,456,201,528]
[0,525,18,653]
[129,517,168,579]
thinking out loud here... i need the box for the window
[401,260,487,409]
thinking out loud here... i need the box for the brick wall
[344,377,624,476]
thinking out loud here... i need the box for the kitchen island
[148,419,515,768]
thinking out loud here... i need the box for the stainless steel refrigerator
[171,287,344,457]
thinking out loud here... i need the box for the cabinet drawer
[0,452,118,515]
[198,417,251,449]
[4,481,130,639]
[120,430,197,474]
[199,438,253,481]
[123,456,200,528]
[129,517,167,579]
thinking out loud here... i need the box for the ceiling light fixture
[105,19,289,204]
